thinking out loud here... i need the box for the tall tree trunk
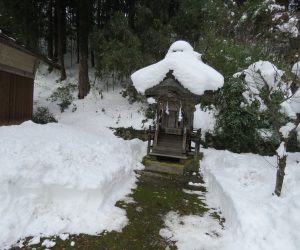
[76,10,80,64]
[127,0,136,29]
[97,0,101,27]
[91,49,95,68]
[47,0,54,60]
[77,0,91,99]
[62,3,67,54]
[54,2,58,61]
[56,0,67,80]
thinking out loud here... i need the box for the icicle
[165,101,169,115]
[178,103,183,122]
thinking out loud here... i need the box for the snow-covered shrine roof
[131,40,224,96]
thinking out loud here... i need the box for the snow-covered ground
[0,64,149,249]
[1,59,300,250]
[160,211,225,250]
[160,149,300,250]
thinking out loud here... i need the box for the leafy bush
[214,77,262,153]
[50,83,77,112]
[144,104,156,120]
[121,85,144,104]
[32,107,57,124]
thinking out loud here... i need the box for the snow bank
[201,148,300,250]
[0,122,146,249]
[131,40,224,96]
[193,105,216,139]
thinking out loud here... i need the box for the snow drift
[131,40,224,95]
[0,121,146,249]
[202,148,300,250]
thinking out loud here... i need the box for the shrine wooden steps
[151,133,187,159]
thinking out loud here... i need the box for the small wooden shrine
[145,72,203,159]
[131,40,224,165]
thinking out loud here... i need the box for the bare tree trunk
[76,11,80,64]
[54,2,58,61]
[47,0,54,60]
[274,153,287,196]
[274,115,300,196]
[77,0,91,99]
[79,57,89,98]
[62,3,67,54]
[91,49,95,68]
[56,0,67,81]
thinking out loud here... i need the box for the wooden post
[147,125,151,155]
[154,124,159,147]
[195,129,201,158]
[182,127,187,153]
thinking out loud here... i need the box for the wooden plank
[10,75,33,124]
[150,152,188,159]
[0,71,11,125]
[0,43,36,74]
[0,62,35,79]
[0,33,61,70]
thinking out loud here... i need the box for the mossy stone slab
[142,155,201,176]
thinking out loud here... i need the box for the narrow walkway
[18,172,223,250]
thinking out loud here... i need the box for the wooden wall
[0,70,34,126]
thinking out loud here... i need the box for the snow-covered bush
[214,60,296,154]
[32,107,57,124]
[49,83,77,112]
[233,0,299,60]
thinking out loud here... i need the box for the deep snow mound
[131,40,224,95]
[0,121,146,249]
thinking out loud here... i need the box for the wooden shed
[0,33,39,126]
[131,41,224,160]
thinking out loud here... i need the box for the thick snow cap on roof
[131,40,224,96]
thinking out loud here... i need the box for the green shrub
[144,104,156,120]
[121,85,144,104]
[112,127,148,141]
[32,107,57,124]
[50,83,77,112]
[214,77,262,153]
